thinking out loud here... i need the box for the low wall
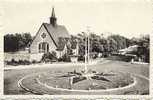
[4,53,43,62]
[4,53,30,62]
[29,53,43,62]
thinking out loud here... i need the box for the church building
[30,7,71,60]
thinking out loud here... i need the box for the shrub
[11,58,16,63]
[23,60,31,65]
[18,60,24,64]
[32,60,37,64]
[41,51,57,63]
[58,54,71,62]
[6,59,31,65]
[73,76,86,84]
[9,59,18,66]
[78,55,85,62]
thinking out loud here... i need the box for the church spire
[50,7,57,26]
[51,7,56,18]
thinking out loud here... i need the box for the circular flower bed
[37,71,134,90]
[18,70,149,95]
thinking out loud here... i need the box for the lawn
[4,59,149,95]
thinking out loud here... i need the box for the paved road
[4,59,149,95]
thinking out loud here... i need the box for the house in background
[30,7,71,61]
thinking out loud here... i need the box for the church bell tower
[50,7,57,26]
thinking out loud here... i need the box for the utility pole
[87,26,90,64]
[84,32,87,73]
[83,26,91,73]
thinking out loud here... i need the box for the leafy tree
[4,34,19,52]
[4,33,32,52]
[70,33,149,62]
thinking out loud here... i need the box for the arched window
[39,42,49,53]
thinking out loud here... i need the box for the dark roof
[43,23,70,47]
[56,37,69,51]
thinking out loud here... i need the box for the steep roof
[43,23,70,47]
[56,37,69,51]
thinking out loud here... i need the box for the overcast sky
[2,0,152,38]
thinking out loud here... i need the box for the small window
[41,33,46,38]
